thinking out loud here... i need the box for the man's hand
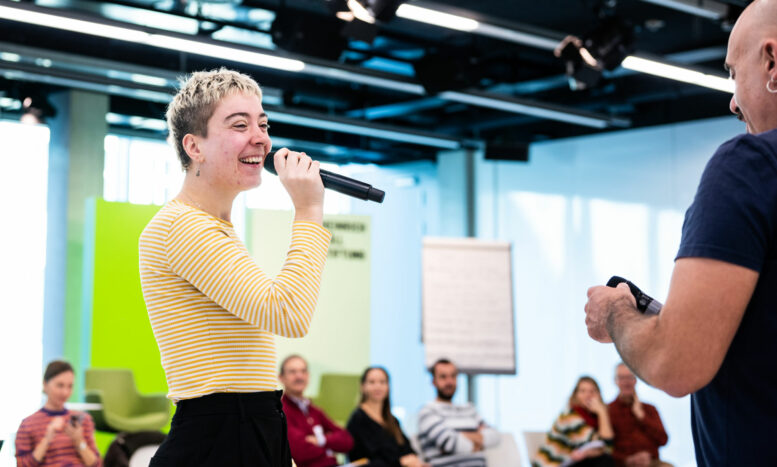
[304,435,319,445]
[624,451,652,467]
[585,282,635,343]
[461,431,484,452]
[631,394,645,421]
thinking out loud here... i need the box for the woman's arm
[165,211,330,337]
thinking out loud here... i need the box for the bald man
[584,1,777,465]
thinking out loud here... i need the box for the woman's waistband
[176,390,284,417]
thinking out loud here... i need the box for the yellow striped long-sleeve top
[139,199,331,401]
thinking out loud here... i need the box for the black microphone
[606,276,663,315]
[263,151,385,203]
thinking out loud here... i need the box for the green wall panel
[89,199,167,394]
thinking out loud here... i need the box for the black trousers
[149,390,291,467]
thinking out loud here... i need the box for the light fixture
[270,11,348,60]
[621,56,734,93]
[346,0,406,23]
[555,17,635,91]
[438,90,630,129]
[268,108,462,149]
[0,4,305,73]
[640,0,729,21]
[395,4,478,31]
[20,93,56,124]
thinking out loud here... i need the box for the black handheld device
[606,276,663,315]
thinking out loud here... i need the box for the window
[0,120,49,438]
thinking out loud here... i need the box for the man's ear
[182,133,204,164]
[763,39,777,77]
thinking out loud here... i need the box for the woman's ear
[182,133,204,164]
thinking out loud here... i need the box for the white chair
[128,444,160,467]
[484,432,523,467]
[522,431,546,465]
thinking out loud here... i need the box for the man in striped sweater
[417,360,500,467]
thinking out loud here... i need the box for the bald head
[738,0,777,35]
[725,0,777,134]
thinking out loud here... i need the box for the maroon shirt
[281,394,354,467]
[607,397,668,466]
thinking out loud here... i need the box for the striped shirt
[139,200,330,401]
[417,401,499,467]
[15,408,100,467]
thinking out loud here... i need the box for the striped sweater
[139,200,331,401]
[532,406,609,467]
[15,408,100,467]
[417,401,499,467]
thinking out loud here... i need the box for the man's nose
[729,95,739,115]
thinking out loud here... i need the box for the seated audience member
[15,360,100,466]
[533,376,615,467]
[608,364,671,467]
[280,355,354,467]
[347,367,428,467]
[417,359,499,467]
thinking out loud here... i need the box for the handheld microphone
[606,276,663,315]
[264,151,385,203]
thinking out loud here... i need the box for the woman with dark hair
[15,360,100,466]
[533,376,615,467]
[346,367,428,467]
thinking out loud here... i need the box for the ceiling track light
[397,1,733,94]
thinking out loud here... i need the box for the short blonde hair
[166,68,263,170]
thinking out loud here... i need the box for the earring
[196,166,200,177]
[767,77,777,94]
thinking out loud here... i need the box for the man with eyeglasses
[607,364,670,467]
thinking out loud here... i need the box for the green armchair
[310,373,361,427]
[84,368,170,433]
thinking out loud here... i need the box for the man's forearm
[606,297,661,385]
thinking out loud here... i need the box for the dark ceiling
[0,0,750,164]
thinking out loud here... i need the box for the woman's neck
[361,400,384,421]
[177,177,236,222]
[43,400,65,412]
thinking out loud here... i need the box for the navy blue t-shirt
[676,128,777,466]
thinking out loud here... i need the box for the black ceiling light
[270,10,349,61]
[342,0,405,23]
[326,0,405,43]
[413,52,481,94]
[20,94,57,124]
[555,17,634,91]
